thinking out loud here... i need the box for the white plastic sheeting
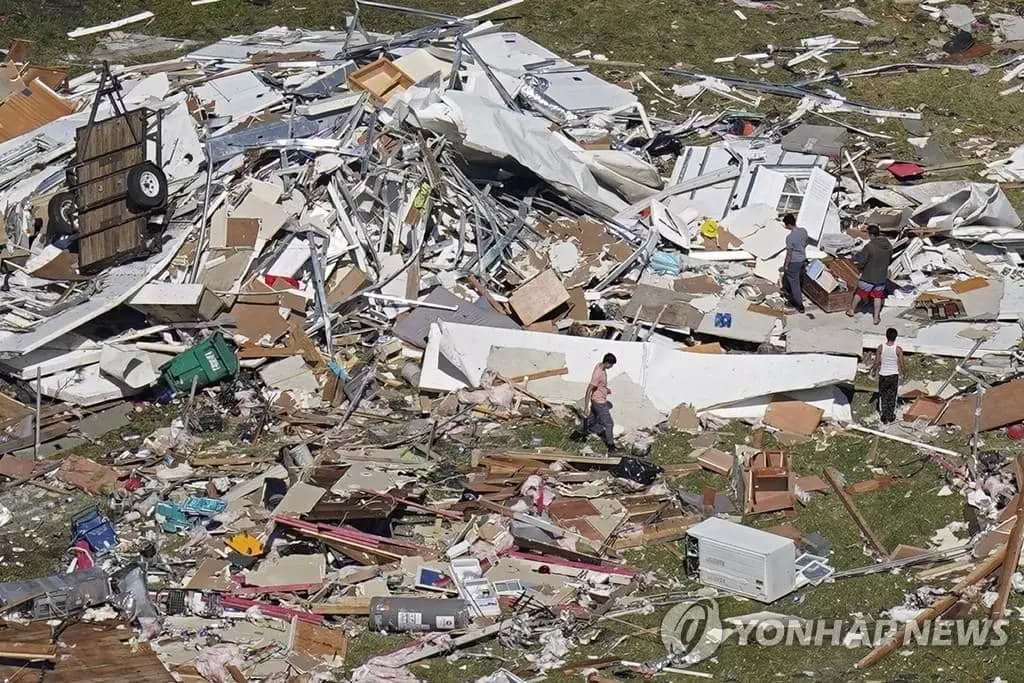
[421,322,857,426]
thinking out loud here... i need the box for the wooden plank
[0,642,58,660]
[938,378,1024,433]
[508,270,570,326]
[991,456,1024,621]
[309,597,372,615]
[824,467,888,558]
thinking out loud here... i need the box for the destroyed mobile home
[2,2,1024,680]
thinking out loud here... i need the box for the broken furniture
[800,257,857,313]
[744,449,796,514]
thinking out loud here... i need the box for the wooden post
[824,467,888,558]
[33,367,41,460]
[991,456,1024,621]
[856,545,1005,670]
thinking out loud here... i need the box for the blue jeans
[783,261,805,311]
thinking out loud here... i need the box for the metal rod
[33,367,41,460]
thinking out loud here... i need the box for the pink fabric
[590,364,609,403]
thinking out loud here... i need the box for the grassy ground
[1,0,1023,680]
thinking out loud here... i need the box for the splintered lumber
[991,456,1024,621]
[856,545,1006,670]
[824,467,888,558]
[310,597,372,615]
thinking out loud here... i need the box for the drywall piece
[39,364,137,406]
[259,356,320,395]
[508,270,570,326]
[422,322,857,417]
[245,554,326,587]
[0,333,102,379]
[863,322,1022,357]
[0,223,190,355]
[698,386,851,424]
[764,398,824,436]
[130,282,224,323]
[721,203,786,260]
[194,72,283,121]
[224,464,288,502]
[272,482,327,517]
[393,287,518,348]
[331,462,418,496]
[797,168,838,241]
[393,49,452,82]
[781,125,848,157]
[668,404,700,432]
[541,70,637,114]
[99,343,160,389]
[695,299,779,344]
[957,278,1003,319]
[187,559,235,591]
[786,327,863,356]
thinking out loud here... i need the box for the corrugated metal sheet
[0,621,173,682]
[0,78,74,143]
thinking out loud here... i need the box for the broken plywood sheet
[272,482,327,517]
[668,404,700,433]
[763,398,824,436]
[393,287,518,348]
[259,356,320,395]
[331,462,418,496]
[701,386,851,424]
[508,270,570,326]
[423,322,857,421]
[187,559,235,592]
[245,553,327,587]
[621,284,703,330]
[937,378,1024,433]
[58,455,118,494]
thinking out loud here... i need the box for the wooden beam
[824,468,888,558]
[309,597,373,615]
[856,545,1005,670]
[0,642,58,660]
[991,456,1024,621]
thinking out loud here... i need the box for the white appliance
[685,517,796,603]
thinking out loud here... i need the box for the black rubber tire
[125,162,168,213]
[47,192,76,235]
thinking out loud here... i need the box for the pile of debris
[1,1,1024,679]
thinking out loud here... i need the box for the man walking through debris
[873,327,907,424]
[780,214,807,314]
[571,353,619,454]
[846,225,893,325]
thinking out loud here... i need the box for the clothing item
[783,260,805,311]
[879,342,900,377]
[572,400,615,448]
[856,280,887,299]
[785,226,808,263]
[857,237,893,285]
[590,363,609,404]
[878,374,899,423]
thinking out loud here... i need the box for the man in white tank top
[872,327,906,423]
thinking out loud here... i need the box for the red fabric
[856,286,886,299]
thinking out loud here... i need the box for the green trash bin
[161,331,239,392]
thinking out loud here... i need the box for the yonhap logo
[660,599,723,664]
[659,597,1008,666]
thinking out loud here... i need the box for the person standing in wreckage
[846,224,894,326]
[779,214,807,314]
[873,327,907,424]
[570,353,619,455]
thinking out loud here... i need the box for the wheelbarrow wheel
[126,162,168,212]
[47,192,76,235]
